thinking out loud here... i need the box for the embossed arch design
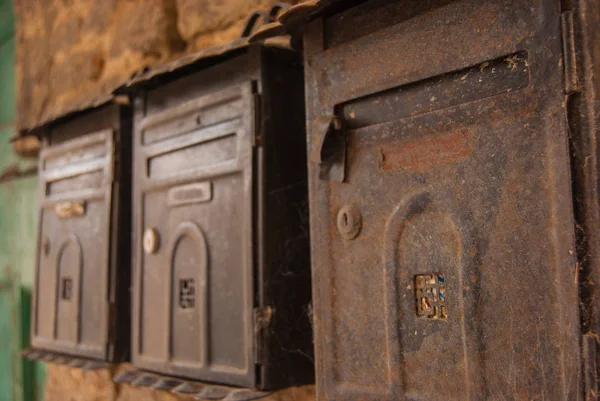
[168,221,209,366]
[53,233,83,344]
[381,189,481,398]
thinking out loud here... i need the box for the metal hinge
[253,93,264,147]
[561,11,580,94]
[253,306,273,364]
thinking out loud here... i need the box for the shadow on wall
[21,286,45,401]
[0,270,45,401]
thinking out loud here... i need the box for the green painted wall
[0,0,46,399]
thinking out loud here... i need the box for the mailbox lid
[132,53,260,388]
[31,104,127,361]
[305,0,581,400]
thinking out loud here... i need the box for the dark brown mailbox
[113,21,313,398]
[23,102,132,368]
[291,0,596,399]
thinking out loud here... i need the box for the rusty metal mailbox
[24,102,132,367]
[299,0,586,399]
[117,41,313,396]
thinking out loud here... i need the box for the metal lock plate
[304,0,581,399]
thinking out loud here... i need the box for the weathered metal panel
[303,0,582,400]
[30,104,132,363]
[130,47,313,391]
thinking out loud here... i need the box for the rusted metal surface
[247,0,344,43]
[303,0,583,400]
[29,103,132,366]
[126,41,313,391]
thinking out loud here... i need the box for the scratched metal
[28,103,132,364]
[302,0,582,400]
[114,369,270,401]
[122,25,313,391]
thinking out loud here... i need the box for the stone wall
[45,364,315,401]
[14,0,298,130]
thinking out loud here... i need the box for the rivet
[337,205,362,240]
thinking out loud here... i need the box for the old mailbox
[23,102,132,368]
[294,0,592,399]
[113,19,313,398]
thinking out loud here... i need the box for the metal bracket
[311,115,346,182]
[241,3,292,38]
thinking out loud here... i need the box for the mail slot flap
[42,130,110,169]
[140,83,254,182]
[41,129,113,199]
[339,52,530,130]
[141,84,246,145]
[146,125,241,179]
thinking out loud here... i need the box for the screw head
[337,205,362,240]
[143,228,160,255]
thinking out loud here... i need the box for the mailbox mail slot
[26,103,132,366]
[126,46,313,392]
[302,0,582,400]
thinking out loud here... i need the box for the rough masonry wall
[14,0,299,130]
[45,364,315,401]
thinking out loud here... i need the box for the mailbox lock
[143,228,160,255]
[337,205,362,240]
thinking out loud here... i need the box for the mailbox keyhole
[337,205,362,240]
[61,277,73,301]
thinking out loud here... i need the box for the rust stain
[380,130,472,172]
